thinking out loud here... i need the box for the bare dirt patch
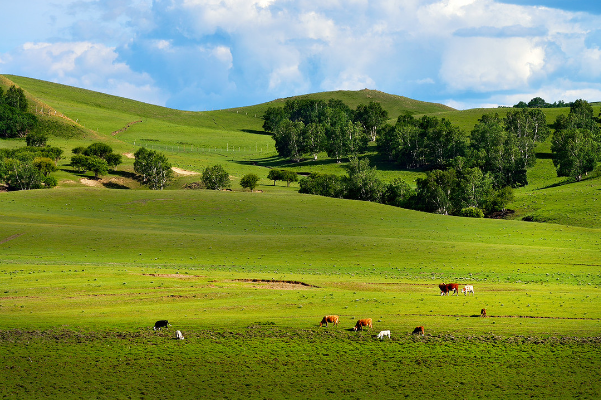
[80,178,102,187]
[0,233,25,245]
[123,153,135,159]
[234,278,319,289]
[172,167,199,176]
[142,273,204,279]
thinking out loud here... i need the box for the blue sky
[2,0,601,111]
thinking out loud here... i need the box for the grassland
[1,75,600,398]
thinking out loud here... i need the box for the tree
[281,170,298,187]
[70,154,89,172]
[134,147,173,189]
[86,156,109,179]
[273,120,304,162]
[0,158,43,190]
[33,157,57,177]
[383,178,415,208]
[302,122,326,160]
[262,107,288,133]
[267,169,283,186]
[551,128,598,181]
[202,164,230,190]
[26,131,48,147]
[343,157,384,202]
[299,173,345,198]
[144,151,173,190]
[4,86,28,112]
[354,101,388,141]
[415,169,457,215]
[0,103,37,138]
[240,173,260,191]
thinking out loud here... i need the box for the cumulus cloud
[440,37,546,91]
[2,0,601,109]
[1,41,166,106]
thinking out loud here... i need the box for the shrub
[240,173,260,192]
[459,207,484,218]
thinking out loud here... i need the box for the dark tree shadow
[102,181,130,189]
[241,129,272,136]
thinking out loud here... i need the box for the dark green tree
[26,131,48,147]
[354,101,388,141]
[302,122,326,160]
[240,173,260,192]
[273,120,304,162]
[4,86,28,112]
[551,128,598,181]
[267,169,283,185]
[343,157,384,202]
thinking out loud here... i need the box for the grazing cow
[439,283,459,296]
[439,283,448,296]
[353,318,373,331]
[153,320,170,331]
[462,285,474,295]
[319,315,340,327]
[377,330,391,340]
[412,326,425,336]
[481,308,487,317]
[175,330,184,340]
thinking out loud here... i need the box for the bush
[240,173,260,191]
[43,175,58,188]
[459,207,484,218]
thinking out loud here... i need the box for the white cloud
[4,0,601,109]
[440,37,545,92]
[2,41,166,106]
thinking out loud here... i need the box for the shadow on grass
[241,129,271,136]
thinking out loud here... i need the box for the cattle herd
[316,283,480,339]
[153,283,481,340]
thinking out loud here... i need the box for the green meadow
[1,75,600,398]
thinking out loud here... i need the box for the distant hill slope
[233,88,455,122]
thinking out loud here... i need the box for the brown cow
[439,283,459,296]
[319,315,339,327]
[412,326,425,336]
[481,308,487,317]
[353,318,372,331]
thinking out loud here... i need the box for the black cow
[153,320,170,331]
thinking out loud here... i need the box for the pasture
[1,75,600,398]
[1,188,601,398]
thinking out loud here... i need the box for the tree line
[263,97,601,216]
[263,98,387,162]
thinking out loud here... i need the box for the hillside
[1,74,600,229]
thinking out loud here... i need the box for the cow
[439,283,448,295]
[462,285,474,295]
[412,326,425,336]
[439,283,459,296]
[319,315,339,327]
[153,320,170,331]
[175,330,184,340]
[481,308,487,317]
[353,318,372,331]
[377,330,391,340]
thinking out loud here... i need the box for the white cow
[462,285,474,295]
[175,330,185,340]
[377,330,391,340]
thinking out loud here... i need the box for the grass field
[1,75,600,398]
